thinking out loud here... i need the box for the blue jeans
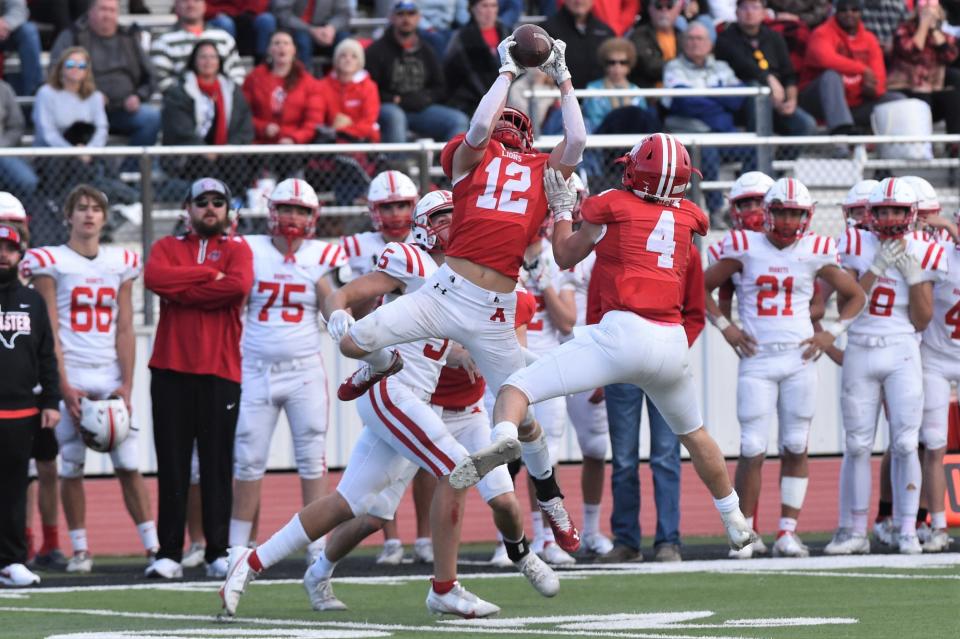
[605,383,682,550]
[2,22,42,95]
[209,12,277,60]
[378,103,469,143]
[107,104,161,146]
[0,157,38,195]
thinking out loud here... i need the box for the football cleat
[922,529,953,553]
[145,557,183,579]
[823,529,870,555]
[898,533,922,555]
[181,543,206,568]
[538,541,576,565]
[219,547,258,616]
[872,517,896,546]
[303,569,348,611]
[425,582,500,618]
[66,551,93,573]
[719,510,759,551]
[30,549,67,570]
[337,351,403,401]
[916,522,932,544]
[449,438,522,490]
[488,543,513,567]
[0,563,40,586]
[375,540,404,565]
[206,556,229,578]
[581,532,614,557]
[772,531,810,558]
[727,538,766,560]
[413,538,434,564]
[515,551,559,597]
[538,497,581,553]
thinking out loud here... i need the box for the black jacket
[161,72,254,146]
[544,7,616,89]
[715,24,797,87]
[627,21,681,88]
[0,279,60,412]
[365,26,446,113]
[443,21,511,114]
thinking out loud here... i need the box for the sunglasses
[193,197,227,208]
[605,58,630,66]
[64,60,88,70]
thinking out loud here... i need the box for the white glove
[326,309,354,343]
[895,251,925,286]
[544,167,576,223]
[869,239,906,277]
[539,39,571,85]
[497,35,524,78]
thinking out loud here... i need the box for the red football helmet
[620,133,700,204]
[492,107,534,153]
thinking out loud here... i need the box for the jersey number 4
[647,211,677,268]
[258,281,307,323]
[946,300,960,338]
[70,287,115,333]
[476,157,531,214]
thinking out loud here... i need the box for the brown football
[511,24,554,69]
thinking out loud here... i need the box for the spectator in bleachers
[679,0,718,37]
[716,0,816,135]
[161,40,254,197]
[888,0,960,133]
[418,0,468,56]
[766,0,832,28]
[316,37,380,142]
[0,78,37,199]
[151,0,246,93]
[498,0,523,29]
[243,30,324,145]
[206,0,274,60]
[443,0,510,115]
[543,0,616,88]
[50,0,161,148]
[0,0,41,95]
[799,0,903,134]
[591,0,641,36]
[861,0,908,54]
[627,0,684,87]
[582,38,661,132]
[267,0,354,70]
[366,1,468,143]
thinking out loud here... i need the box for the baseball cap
[392,0,418,13]
[0,224,23,252]
[187,177,230,201]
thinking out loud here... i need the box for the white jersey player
[228,179,347,560]
[902,176,958,246]
[705,178,865,559]
[825,177,948,556]
[20,185,158,573]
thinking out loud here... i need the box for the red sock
[431,578,456,594]
[247,550,264,572]
[39,525,59,555]
[25,527,35,561]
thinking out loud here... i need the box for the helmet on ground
[620,133,700,204]
[411,190,454,252]
[268,178,320,240]
[492,106,534,153]
[728,172,774,231]
[763,177,814,242]
[79,397,131,453]
[867,178,917,240]
[368,170,418,237]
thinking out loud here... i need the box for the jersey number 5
[476,157,531,214]
[70,287,115,333]
[258,281,307,323]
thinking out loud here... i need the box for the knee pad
[778,421,811,456]
[59,440,86,479]
[577,429,609,460]
[295,454,327,480]
[844,429,874,457]
[292,429,327,480]
[892,427,920,456]
[739,423,768,458]
[60,458,85,479]
[233,450,269,482]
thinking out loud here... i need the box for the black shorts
[31,420,58,462]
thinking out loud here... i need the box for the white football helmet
[901,175,940,219]
[368,170,418,238]
[79,397,131,453]
[0,192,27,223]
[867,177,917,240]
[842,179,879,228]
[729,171,775,231]
[412,190,454,251]
[268,178,320,239]
[763,177,814,241]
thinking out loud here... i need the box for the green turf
[1,559,959,639]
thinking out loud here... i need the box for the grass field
[1,551,958,639]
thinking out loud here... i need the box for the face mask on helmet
[869,205,915,240]
[374,200,415,239]
[764,205,810,242]
[730,196,766,231]
[412,190,454,251]
[271,204,316,239]
[492,107,534,153]
[844,205,869,228]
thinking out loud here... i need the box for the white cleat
[206,556,229,578]
[219,547,258,616]
[413,538,434,564]
[303,569,347,611]
[582,532,614,556]
[66,551,93,573]
[181,542,206,568]
[514,552,559,597]
[772,531,810,558]
[449,438,522,490]
[538,541,576,566]
[0,563,40,586]
[425,582,500,618]
[922,529,953,553]
[898,533,923,555]
[719,510,759,550]
[823,529,870,555]
[872,518,896,547]
[489,543,512,568]
[916,522,932,544]
[306,539,325,567]
[375,540,404,565]
[145,557,183,579]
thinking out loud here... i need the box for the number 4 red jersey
[581,189,708,324]
[441,134,551,280]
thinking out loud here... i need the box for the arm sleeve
[36,298,61,410]
[682,244,706,346]
[464,74,510,149]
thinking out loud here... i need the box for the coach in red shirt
[144,178,253,579]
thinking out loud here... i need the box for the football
[511,24,553,69]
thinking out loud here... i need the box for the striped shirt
[150,25,245,92]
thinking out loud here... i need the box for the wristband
[710,314,731,331]
[825,319,852,338]
[553,210,573,223]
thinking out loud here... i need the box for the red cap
[0,224,23,251]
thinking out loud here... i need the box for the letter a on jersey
[490,307,506,323]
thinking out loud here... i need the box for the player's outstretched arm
[541,41,585,177]
[801,264,866,360]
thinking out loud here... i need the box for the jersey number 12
[476,157,530,214]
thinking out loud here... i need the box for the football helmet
[268,178,320,240]
[728,171,774,231]
[79,397,131,453]
[368,170,418,238]
[620,133,700,204]
[842,179,879,229]
[867,177,917,240]
[492,107,534,153]
[0,192,27,224]
[762,177,814,242]
[901,175,940,221]
[411,190,454,252]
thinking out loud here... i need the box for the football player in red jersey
[474,134,760,551]
[326,33,588,570]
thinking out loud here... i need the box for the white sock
[837,453,853,528]
[68,528,88,553]
[383,538,402,549]
[229,518,254,547]
[542,521,556,545]
[492,421,519,442]
[520,434,552,480]
[745,516,754,530]
[308,536,326,555]
[852,511,868,536]
[931,511,947,530]
[256,514,311,570]
[414,536,431,547]
[360,348,394,371]
[582,503,600,537]
[136,521,159,551]
[713,490,740,514]
[531,511,544,546]
[892,451,922,533]
[307,549,337,581]
[778,517,798,533]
